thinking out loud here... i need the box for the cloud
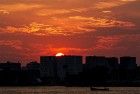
[0,15,135,36]
[0,3,42,12]
[95,0,137,9]
[94,36,120,50]
[121,0,136,2]
[0,10,9,15]
[36,8,88,16]
[68,16,135,28]
[110,0,140,27]
[95,1,122,9]
[94,34,140,51]
[0,40,22,50]
[102,10,112,13]
[37,9,71,16]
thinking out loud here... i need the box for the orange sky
[0,0,140,65]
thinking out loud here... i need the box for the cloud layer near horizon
[0,0,140,65]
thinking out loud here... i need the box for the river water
[0,86,139,94]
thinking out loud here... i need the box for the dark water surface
[0,86,139,94]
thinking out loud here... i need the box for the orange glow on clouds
[0,3,42,12]
[0,0,139,64]
[1,17,135,36]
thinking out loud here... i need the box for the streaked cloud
[69,16,135,28]
[94,34,140,51]
[0,40,22,50]
[95,0,137,9]
[0,3,42,12]
[102,10,112,13]
[0,17,135,36]
[36,8,87,16]
[95,36,120,50]
[0,10,9,15]
[121,0,136,2]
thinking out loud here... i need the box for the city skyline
[0,0,140,65]
[0,55,138,86]
[0,55,137,66]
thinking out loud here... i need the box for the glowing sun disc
[56,53,64,57]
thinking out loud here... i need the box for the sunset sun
[55,53,64,57]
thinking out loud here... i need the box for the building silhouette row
[0,55,139,86]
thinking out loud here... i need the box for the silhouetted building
[40,55,83,83]
[107,57,119,81]
[119,56,137,81]
[20,61,41,85]
[107,57,119,70]
[0,62,21,85]
[85,56,109,70]
[26,61,40,70]
[0,61,21,71]
[56,56,83,80]
[120,56,137,69]
[40,56,57,79]
[84,56,110,84]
